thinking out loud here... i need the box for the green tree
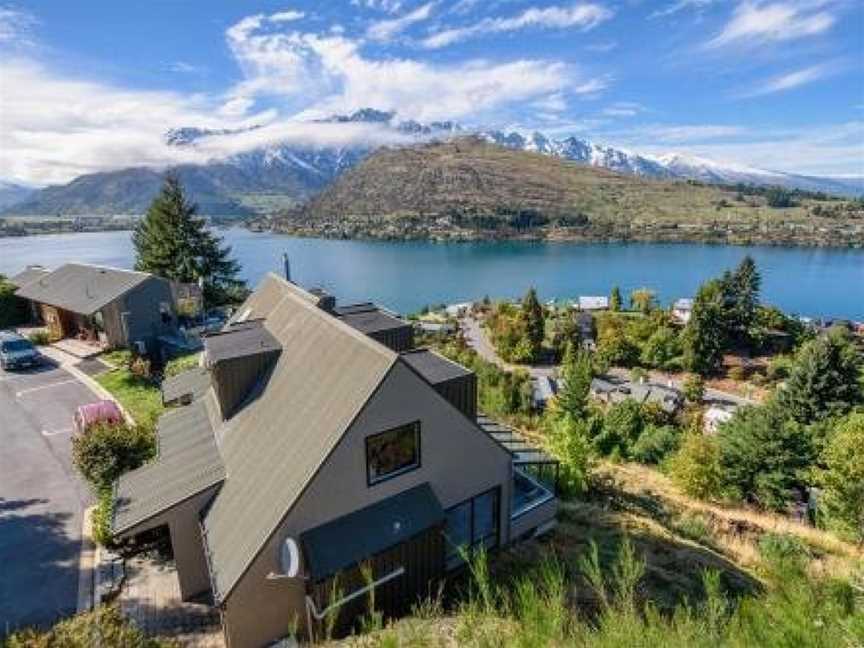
[629,288,656,314]
[717,404,814,510]
[72,422,156,489]
[723,256,761,344]
[631,424,680,464]
[593,400,644,458]
[597,320,640,367]
[640,326,682,369]
[609,286,622,312]
[556,342,593,419]
[520,287,545,361]
[668,432,723,500]
[133,174,244,305]
[0,274,29,328]
[682,374,706,404]
[546,415,594,497]
[765,187,794,208]
[820,413,864,543]
[776,328,863,424]
[683,279,727,375]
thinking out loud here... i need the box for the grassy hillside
[271,138,864,247]
[325,462,863,647]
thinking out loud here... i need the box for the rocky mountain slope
[0,181,35,210]
[4,109,860,217]
[272,138,864,247]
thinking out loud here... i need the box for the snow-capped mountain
[6,108,860,216]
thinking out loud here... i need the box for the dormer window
[366,422,421,486]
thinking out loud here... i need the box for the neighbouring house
[704,405,735,434]
[672,298,694,324]
[591,376,684,415]
[112,274,558,647]
[13,263,179,353]
[415,320,456,335]
[575,311,596,350]
[445,302,473,318]
[577,296,608,311]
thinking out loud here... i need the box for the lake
[0,229,861,318]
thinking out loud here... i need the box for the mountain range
[3,109,861,217]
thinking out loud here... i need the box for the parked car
[0,332,42,370]
[72,400,124,435]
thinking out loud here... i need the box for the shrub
[757,532,810,565]
[129,356,152,379]
[163,352,201,378]
[820,412,864,543]
[0,274,29,328]
[545,414,594,497]
[92,486,115,546]
[682,374,705,403]
[593,400,644,458]
[27,330,50,346]
[672,513,711,545]
[72,421,156,489]
[631,424,680,464]
[728,365,746,381]
[3,605,177,647]
[668,433,723,500]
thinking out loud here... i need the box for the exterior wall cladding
[100,277,176,350]
[220,361,513,648]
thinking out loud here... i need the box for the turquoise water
[0,229,861,318]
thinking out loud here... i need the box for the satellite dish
[279,537,300,578]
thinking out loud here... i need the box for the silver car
[0,333,42,370]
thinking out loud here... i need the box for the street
[0,359,97,634]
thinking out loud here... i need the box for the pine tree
[722,256,761,344]
[683,279,726,375]
[610,286,622,312]
[557,342,593,420]
[776,328,863,424]
[521,287,545,361]
[133,174,244,305]
[629,288,656,314]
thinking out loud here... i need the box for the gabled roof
[334,302,410,335]
[14,263,153,315]
[201,274,397,603]
[8,265,50,288]
[113,399,224,535]
[400,349,472,385]
[161,366,210,406]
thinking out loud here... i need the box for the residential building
[445,302,472,318]
[704,405,735,434]
[112,274,558,647]
[672,298,694,324]
[12,263,178,353]
[590,376,683,415]
[577,296,609,311]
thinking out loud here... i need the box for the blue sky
[0,0,861,185]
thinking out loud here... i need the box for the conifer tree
[683,279,726,375]
[521,287,545,361]
[610,286,622,312]
[133,174,244,305]
[557,342,593,419]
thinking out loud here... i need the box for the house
[415,320,456,335]
[672,298,694,324]
[332,302,414,352]
[704,405,735,434]
[577,296,608,311]
[112,274,558,647]
[445,302,472,318]
[13,263,178,353]
[590,376,683,415]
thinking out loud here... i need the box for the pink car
[73,400,124,435]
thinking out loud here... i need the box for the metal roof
[161,366,209,406]
[334,303,410,335]
[203,321,282,363]
[201,274,397,603]
[8,265,50,288]
[300,483,443,582]
[113,399,225,535]
[14,263,153,315]
[399,349,472,385]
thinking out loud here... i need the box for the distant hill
[0,181,35,210]
[5,108,861,218]
[272,139,864,247]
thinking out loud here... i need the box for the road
[0,359,97,634]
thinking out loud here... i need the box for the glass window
[444,488,500,569]
[365,422,420,485]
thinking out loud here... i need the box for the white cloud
[631,124,747,142]
[738,62,838,97]
[0,5,36,45]
[224,11,593,122]
[367,2,435,42]
[422,3,613,49]
[707,2,835,48]
[650,0,719,19]
[167,61,203,74]
[351,0,403,13]
[584,40,617,52]
[270,10,305,23]
[601,101,645,117]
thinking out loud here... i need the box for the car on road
[72,400,124,435]
[0,332,42,370]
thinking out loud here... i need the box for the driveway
[460,315,557,380]
[0,359,98,634]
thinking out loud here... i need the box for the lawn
[95,368,163,431]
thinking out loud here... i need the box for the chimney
[282,252,291,283]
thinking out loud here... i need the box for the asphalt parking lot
[0,359,98,633]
